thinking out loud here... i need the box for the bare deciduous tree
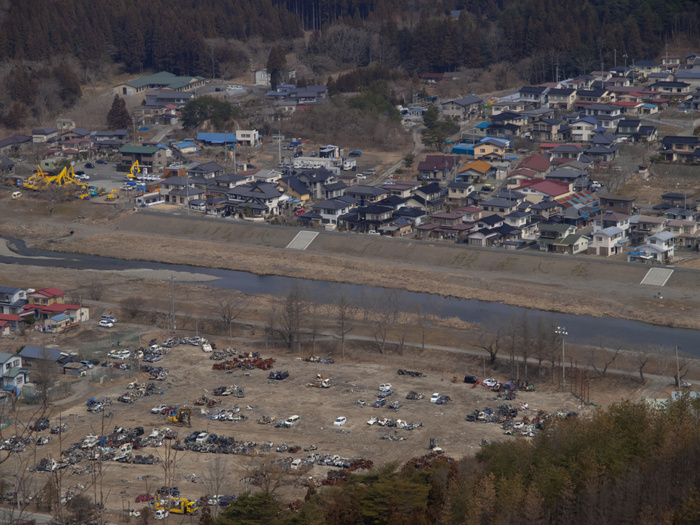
[476,330,503,366]
[334,292,358,359]
[86,280,106,301]
[589,343,622,379]
[369,289,402,354]
[277,284,307,351]
[120,296,147,320]
[213,293,249,338]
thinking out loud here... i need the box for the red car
[294,209,306,216]
[135,494,153,503]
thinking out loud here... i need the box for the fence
[20,381,72,405]
[76,327,143,364]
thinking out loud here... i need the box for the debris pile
[304,355,335,364]
[404,450,454,470]
[397,369,425,377]
[212,356,275,371]
[269,370,289,380]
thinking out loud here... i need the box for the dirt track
[2,202,699,331]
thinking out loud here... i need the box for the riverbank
[1,205,699,331]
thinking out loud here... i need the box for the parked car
[294,209,306,216]
[100,315,117,323]
[333,417,347,427]
[154,509,169,520]
[80,361,94,369]
[463,375,478,384]
[284,415,300,427]
[363,169,376,176]
[98,320,113,328]
[85,162,95,169]
[293,150,303,158]
[96,159,108,165]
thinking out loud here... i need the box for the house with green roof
[114,71,206,96]
[119,144,169,169]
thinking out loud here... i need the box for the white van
[11,191,22,199]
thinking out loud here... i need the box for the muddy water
[2,237,698,351]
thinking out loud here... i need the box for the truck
[342,159,357,171]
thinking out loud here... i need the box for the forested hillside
[212,399,700,525]
[0,0,697,78]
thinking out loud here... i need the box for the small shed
[44,313,72,331]
[63,362,88,377]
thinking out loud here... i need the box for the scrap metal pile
[404,450,454,470]
[212,385,245,397]
[321,458,375,486]
[140,365,169,380]
[212,354,275,371]
[117,382,162,404]
[304,355,335,364]
[366,417,422,430]
[397,369,425,377]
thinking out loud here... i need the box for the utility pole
[556,326,568,388]
[170,275,176,334]
[676,345,681,388]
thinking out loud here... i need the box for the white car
[100,315,117,324]
[195,432,209,444]
[430,393,441,404]
[154,509,169,520]
[333,417,347,427]
[379,383,392,391]
[284,415,300,427]
[151,404,169,414]
[98,320,113,328]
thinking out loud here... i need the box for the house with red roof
[517,155,551,176]
[516,179,574,202]
[28,287,66,306]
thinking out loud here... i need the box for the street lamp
[556,326,568,387]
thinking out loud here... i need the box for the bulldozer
[167,407,192,427]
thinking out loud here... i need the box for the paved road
[0,507,53,524]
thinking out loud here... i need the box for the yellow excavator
[126,160,140,179]
[154,493,199,516]
[167,407,192,427]
[105,188,119,200]
[23,166,50,190]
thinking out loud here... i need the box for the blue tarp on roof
[451,144,474,155]
[196,132,238,144]
[476,121,491,129]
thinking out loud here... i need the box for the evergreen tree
[266,45,287,90]
[106,95,132,130]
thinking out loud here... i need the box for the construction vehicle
[155,494,198,516]
[167,407,192,427]
[126,160,141,179]
[23,166,50,190]
[105,189,119,200]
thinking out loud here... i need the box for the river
[2,237,698,351]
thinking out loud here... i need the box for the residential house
[312,197,356,228]
[196,132,238,147]
[629,215,667,244]
[472,140,506,161]
[187,161,227,180]
[628,231,676,263]
[225,181,284,218]
[343,204,394,233]
[517,179,574,203]
[447,181,475,203]
[661,192,694,208]
[688,87,700,111]
[0,134,32,154]
[381,181,420,199]
[517,155,551,177]
[529,199,564,220]
[585,144,618,162]
[599,194,636,215]
[549,144,585,160]
[297,168,338,200]
[344,185,387,205]
[405,182,444,213]
[531,118,571,142]
[26,303,89,326]
[576,89,613,106]
[588,226,628,256]
[236,130,260,147]
[582,104,623,129]
[0,286,27,315]
[593,210,631,233]
[660,136,700,162]
[547,88,577,110]
[662,55,682,70]
[518,86,549,107]
[480,198,519,215]
[119,144,169,170]
[417,155,462,180]
[32,128,58,143]
[27,288,66,306]
[634,60,663,77]
[665,220,700,249]
[545,168,590,191]
[647,81,692,100]
[323,180,347,199]
[441,95,483,120]
[676,69,700,89]
[664,207,699,222]
[18,346,72,374]
[537,223,577,252]
[0,352,29,395]
[570,117,598,142]
[491,99,529,115]
[453,206,483,222]
[458,160,494,182]
[278,177,311,203]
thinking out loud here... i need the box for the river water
[2,237,698,352]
